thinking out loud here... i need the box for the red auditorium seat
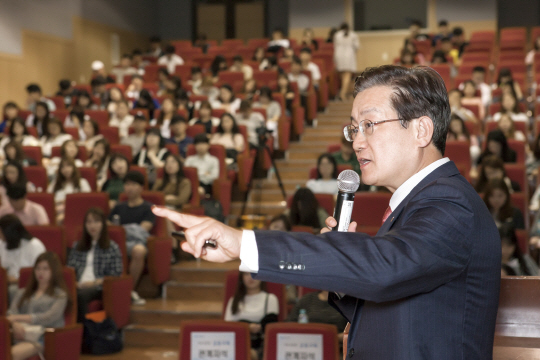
[263,323,339,360]
[221,39,244,48]
[85,110,109,127]
[186,124,205,138]
[100,126,120,144]
[515,229,529,254]
[178,321,251,360]
[26,225,66,264]
[22,146,43,165]
[353,192,392,227]
[505,163,527,194]
[0,268,6,314]
[445,141,471,173]
[143,64,167,83]
[27,193,56,225]
[25,166,48,192]
[110,144,133,162]
[79,166,98,191]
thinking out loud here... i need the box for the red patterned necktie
[382,206,392,224]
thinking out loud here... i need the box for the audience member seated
[267,28,290,52]
[460,80,485,121]
[439,37,459,64]
[0,161,37,201]
[26,83,56,112]
[131,49,148,73]
[286,187,328,231]
[299,48,321,88]
[168,116,193,160]
[495,68,523,101]
[156,68,170,95]
[108,170,156,305]
[0,214,45,300]
[475,155,520,194]
[224,271,279,360]
[477,130,516,165]
[85,138,111,190]
[446,115,480,164]
[497,113,526,142]
[133,128,168,188]
[152,153,191,210]
[121,114,147,156]
[175,89,194,120]
[25,101,52,138]
[230,55,253,81]
[460,66,491,107]
[7,252,69,360]
[188,66,203,93]
[210,55,228,83]
[105,87,125,114]
[109,100,134,139]
[492,92,528,122]
[125,74,144,100]
[160,75,182,99]
[79,119,104,151]
[91,77,111,107]
[102,153,130,208]
[40,118,72,159]
[0,181,49,225]
[91,60,115,84]
[150,97,177,139]
[253,86,281,145]
[397,49,416,67]
[526,36,540,65]
[448,89,478,124]
[306,153,339,195]
[241,79,258,102]
[2,102,20,132]
[111,54,138,85]
[236,100,265,148]
[47,158,91,223]
[301,28,319,50]
[2,141,38,168]
[193,33,209,53]
[287,290,348,342]
[211,84,241,114]
[527,134,540,178]
[157,45,184,75]
[432,19,452,45]
[0,119,39,161]
[63,106,87,132]
[500,223,538,276]
[193,76,220,102]
[147,36,163,58]
[184,134,219,196]
[55,79,77,107]
[45,139,84,179]
[288,56,310,95]
[133,89,159,122]
[332,136,369,190]
[267,214,292,231]
[252,47,269,71]
[210,113,245,165]
[451,26,468,58]
[483,179,524,229]
[67,207,123,322]
[276,73,295,115]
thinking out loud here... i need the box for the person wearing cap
[157,45,184,75]
[108,170,155,305]
[122,114,148,156]
[184,134,219,196]
[91,60,115,84]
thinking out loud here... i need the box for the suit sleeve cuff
[239,230,259,273]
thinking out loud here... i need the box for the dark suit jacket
[253,161,501,359]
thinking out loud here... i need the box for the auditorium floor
[81,347,178,359]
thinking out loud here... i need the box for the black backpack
[82,317,123,354]
[201,198,225,222]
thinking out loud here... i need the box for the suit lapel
[377,161,461,235]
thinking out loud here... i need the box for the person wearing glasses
[152,65,500,360]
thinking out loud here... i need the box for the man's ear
[415,116,434,148]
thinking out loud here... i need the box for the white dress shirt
[240,157,451,273]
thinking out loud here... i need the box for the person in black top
[478,129,517,165]
[108,170,155,305]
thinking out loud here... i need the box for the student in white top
[78,119,104,152]
[498,113,526,142]
[125,75,144,100]
[184,134,220,196]
[150,97,176,139]
[235,100,265,148]
[229,55,253,81]
[133,128,169,188]
[469,66,492,107]
[85,138,111,191]
[0,214,45,299]
[211,84,241,114]
[157,45,184,75]
[224,271,279,357]
[109,100,134,139]
[210,113,245,165]
[306,153,339,195]
[299,47,321,88]
[288,57,310,94]
[253,87,281,148]
[47,158,91,224]
[492,92,528,122]
[188,100,220,134]
[45,139,85,180]
[0,119,41,160]
[40,118,73,159]
[267,29,290,50]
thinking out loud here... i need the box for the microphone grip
[332,191,355,232]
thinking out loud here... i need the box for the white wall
[435,0,496,22]
[0,0,157,55]
[289,0,345,29]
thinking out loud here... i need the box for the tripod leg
[264,145,287,201]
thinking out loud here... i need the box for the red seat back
[178,320,251,360]
[110,144,133,162]
[505,163,527,195]
[26,193,56,225]
[22,146,43,165]
[26,225,66,264]
[85,110,109,128]
[0,268,7,315]
[108,225,129,273]
[352,192,392,227]
[25,166,48,192]
[100,126,120,144]
[445,141,471,171]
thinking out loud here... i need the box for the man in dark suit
[153,65,501,359]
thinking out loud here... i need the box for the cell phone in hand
[171,231,217,249]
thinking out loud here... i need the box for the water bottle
[112,214,121,226]
[298,309,309,324]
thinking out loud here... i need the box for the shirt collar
[389,158,450,211]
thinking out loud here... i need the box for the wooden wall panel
[235,2,265,41]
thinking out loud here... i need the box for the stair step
[249,189,297,202]
[165,281,224,301]
[130,299,222,327]
[170,260,240,283]
[230,201,287,217]
[124,324,179,348]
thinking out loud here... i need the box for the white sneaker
[131,291,146,305]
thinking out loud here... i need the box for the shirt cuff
[239,230,259,273]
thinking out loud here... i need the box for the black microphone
[332,170,361,231]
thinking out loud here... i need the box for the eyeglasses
[343,119,403,141]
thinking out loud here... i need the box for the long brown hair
[475,155,507,193]
[158,154,185,194]
[18,252,71,311]
[483,179,514,222]
[231,272,266,315]
[76,207,110,251]
[53,158,82,193]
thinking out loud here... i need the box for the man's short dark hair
[91,76,106,86]
[7,183,27,200]
[438,20,448,27]
[194,134,209,144]
[134,114,147,122]
[124,170,145,186]
[170,115,187,126]
[132,49,143,56]
[26,84,41,94]
[292,56,302,65]
[300,47,312,54]
[452,27,464,36]
[440,37,451,43]
[191,66,202,75]
[59,80,71,91]
[353,65,450,155]
[150,36,161,43]
[233,55,243,62]
[165,45,175,54]
[473,66,486,73]
[122,53,132,60]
